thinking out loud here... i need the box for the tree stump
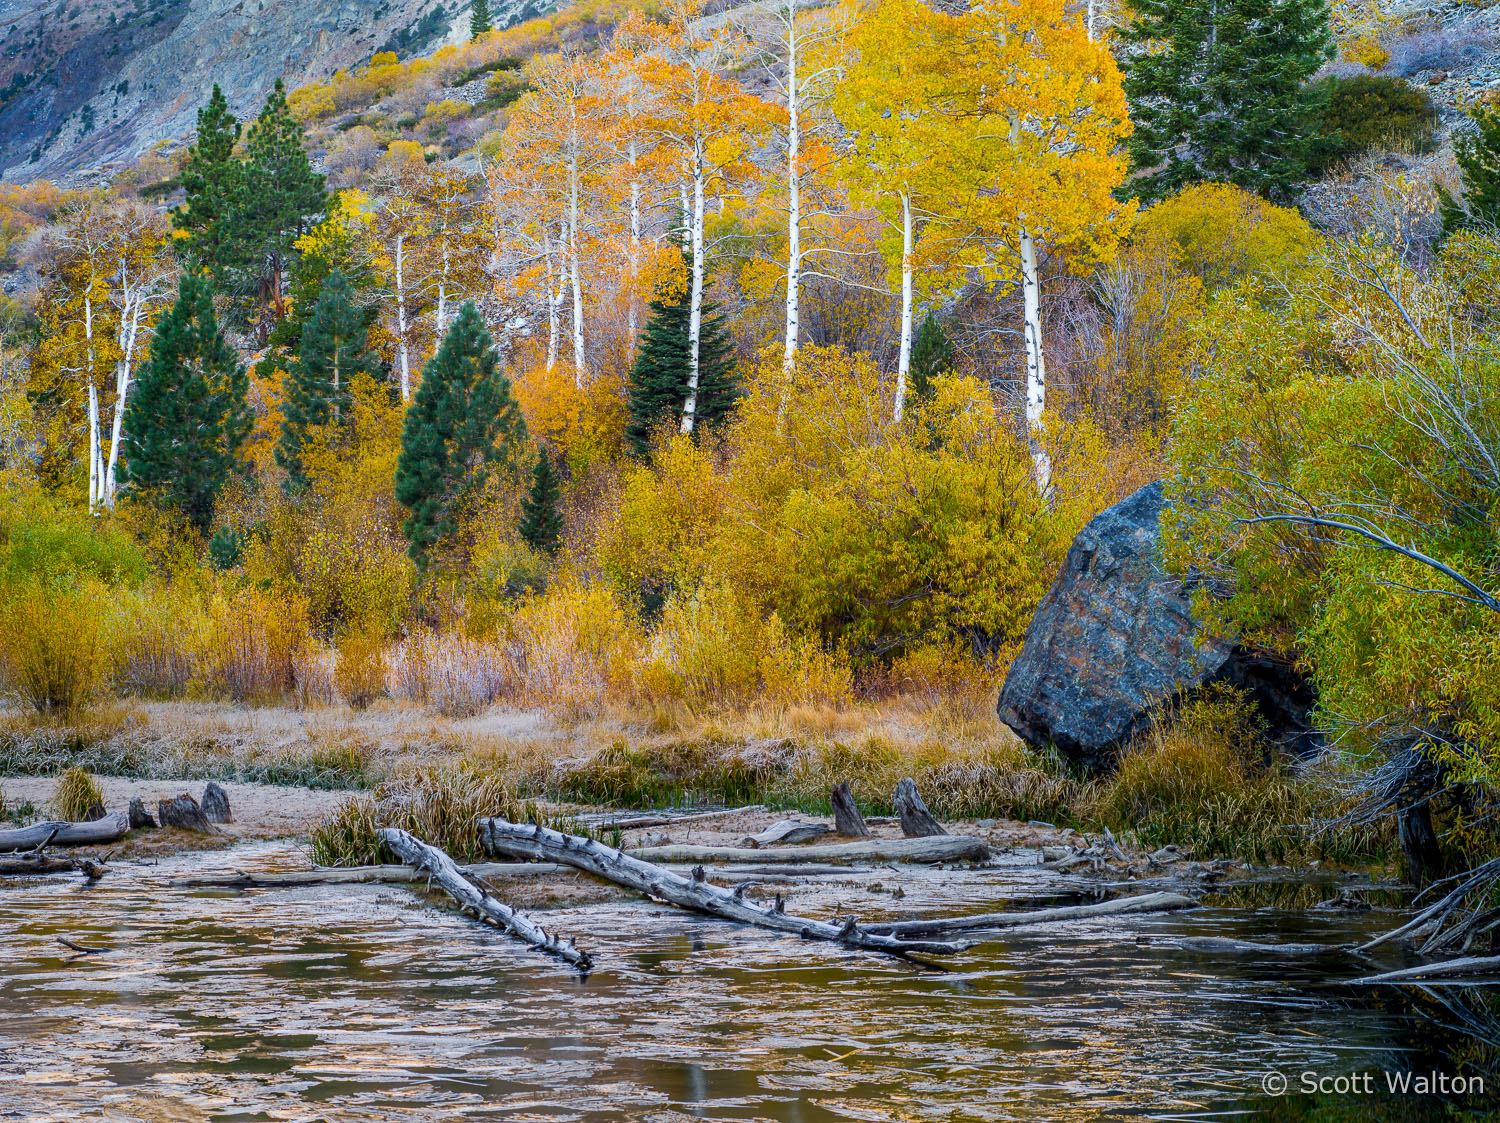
[831,782,871,838]
[158,794,217,834]
[127,797,156,830]
[201,782,233,824]
[82,800,107,822]
[893,778,947,838]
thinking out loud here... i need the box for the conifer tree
[518,446,563,555]
[1440,104,1500,233]
[276,270,376,493]
[173,85,242,282]
[625,265,737,459]
[908,312,953,404]
[232,79,328,324]
[1120,0,1332,203]
[394,302,526,569]
[470,0,492,39]
[120,274,251,533]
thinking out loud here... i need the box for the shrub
[202,586,313,703]
[1311,75,1439,166]
[0,584,107,714]
[51,766,102,821]
[335,630,388,709]
[1132,182,1320,290]
[513,579,640,717]
[0,493,148,587]
[113,586,208,698]
[1383,28,1496,78]
[1343,33,1389,70]
[388,628,513,717]
[292,644,337,709]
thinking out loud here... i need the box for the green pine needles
[625,264,737,459]
[908,311,954,403]
[519,446,564,556]
[1120,0,1333,203]
[471,0,493,38]
[1440,104,1500,234]
[394,302,526,570]
[276,269,378,493]
[120,274,252,533]
[172,84,242,283]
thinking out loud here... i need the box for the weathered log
[576,805,765,831]
[173,861,568,889]
[0,854,107,877]
[863,890,1197,937]
[480,817,969,957]
[1347,956,1500,986]
[201,782,233,824]
[742,820,831,848]
[831,782,871,838]
[377,828,592,972]
[893,778,947,838]
[0,813,129,852]
[127,798,156,830]
[627,835,989,865]
[157,794,217,834]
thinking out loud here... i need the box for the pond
[0,841,1491,1121]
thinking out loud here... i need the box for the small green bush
[0,495,148,587]
[1311,75,1439,167]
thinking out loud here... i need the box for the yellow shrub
[113,585,210,698]
[1133,183,1320,290]
[0,583,106,714]
[52,766,103,820]
[202,586,313,703]
[512,578,640,717]
[335,630,388,709]
[1344,34,1390,69]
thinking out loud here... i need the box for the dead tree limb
[0,854,107,878]
[1348,956,1500,986]
[377,828,592,973]
[173,861,567,889]
[628,835,987,864]
[863,891,1197,938]
[893,779,947,837]
[0,813,129,852]
[831,783,871,838]
[480,817,969,957]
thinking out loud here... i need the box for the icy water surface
[0,841,1489,1121]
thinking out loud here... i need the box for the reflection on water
[0,842,1492,1121]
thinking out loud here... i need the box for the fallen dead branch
[377,828,593,973]
[57,937,111,954]
[480,817,969,957]
[576,806,765,831]
[1348,956,1500,986]
[627,836,989,865]
[862,891,1197,938]
[173,861,567,889]
[0,853,108,878]
[0,813,129,852]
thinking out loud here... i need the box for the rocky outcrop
[996,481,1317,773]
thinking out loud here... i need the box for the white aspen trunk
[679,183,691,248]
[895,192,914,424]
[87,383,100,512]
[435,241,449,358]
[104,283,145,508]
[628,137,640,347]
[395,233,412,401]
[679,153,707,435]
[1019,226,1050,491]
[1087,0,1096,39]
[567,104,585,384]
[782,0,801,379]
[542,224,559,371]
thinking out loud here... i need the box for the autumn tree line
[3,0,1500,860]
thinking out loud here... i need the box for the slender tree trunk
[895,192,915,423]
[1087,0,1096,39]
[395,234,412,401]
[628,138,640,348]
[104,285,145,508]
[1019,226,1050,490]
[87,383,100,512]
[679,151,707,435]
[435,233,450,358]
[567,116,585,384]
[782,4,801,379]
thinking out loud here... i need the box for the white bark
[87,383,100,512]
[394,233,412,401]
[567,106,586,384]
[782,0,802,378]
[895,192,915,423]
[679,154,707,435]
[628,138,641,347]
[1019,226,1050,490]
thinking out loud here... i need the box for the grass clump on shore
[51,765,103,821]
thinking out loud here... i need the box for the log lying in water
[377,828,593,973]
[174,861,568,889]
[862,890,1198,938]
[0,813,129,852]
[627,836,989,865]
[0,853,107,878]
[480,817,969,957]
[1347,956,1500,986]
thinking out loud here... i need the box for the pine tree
[120,274,252,533]
[470,0,492,39]
[276,270,376,493]
[173,85,242,282]
[394,302,526,569]
[625,264,737,459]
[908,312,953,403]
[518,446,563,555]
[231,79,328,326]
[1440,104,1500,233]
[1120,0,1332,203]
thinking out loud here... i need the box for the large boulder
[997,481,1316,773]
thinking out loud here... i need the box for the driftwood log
[1348,956,1500,986]
[158,794,217,834]
[480,817,969,957]
[0,853,107,878]
[201,783,233,824]
[627,835,989,865]
[741,820,831,848]
[578,806,764,831]
[0,813,129,852]
[831,782,871,838]
[893,778,947,838]
[863,891,1197,938]
[174,861,568,889]
[377,828,592,972]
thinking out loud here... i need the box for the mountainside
[0,0,552,183]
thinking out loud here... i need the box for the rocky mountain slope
[0,0,553,183]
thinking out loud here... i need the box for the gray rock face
[996,481,1316,773]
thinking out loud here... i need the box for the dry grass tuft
[51,765,103,821]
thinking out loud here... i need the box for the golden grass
[51,765,103,821]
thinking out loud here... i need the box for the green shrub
[1311,75,1439,166]
[0,494,148,587]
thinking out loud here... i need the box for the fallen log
[831,782,871,838]
[863,890,1197,937]
[742,820,831,848]
[0,854,107,878]
[377,828,592,973]
[577,805,764,831]
[480,817,968,957]
[627,836,989,865]
[173,861,568,889]
[0,813,129,852]
[893,778,947,838]
[1347,956,1500,986]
